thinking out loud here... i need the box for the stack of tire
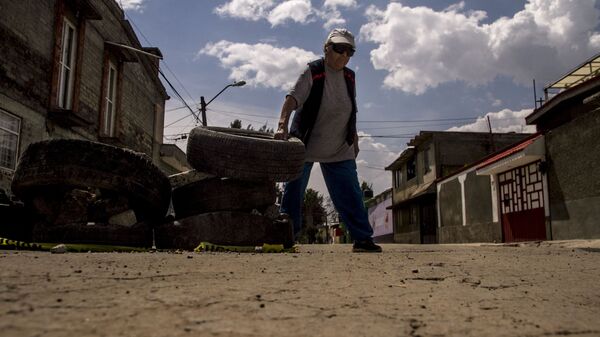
[155,126,305,250]
[10,139,171,247]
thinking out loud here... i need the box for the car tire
[155,211,294,250]
[172,177,276,219]
[11,139,171,222]
[186,126,305,182]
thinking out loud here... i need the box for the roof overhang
[386,181,436,209]
[527,75,600,124]
[67,0,102,20]
[385,147,414,170]
[476,134,545,176]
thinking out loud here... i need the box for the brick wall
[0,0,169,197]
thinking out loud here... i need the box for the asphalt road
[1,241,599,337]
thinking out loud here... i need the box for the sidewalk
[1,241,599,337]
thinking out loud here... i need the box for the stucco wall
[546,105,600,239]
[439,179,462,228]
[439,221,502,243]
[464,172,493,226]
[438,171,500,243]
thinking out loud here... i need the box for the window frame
[101,60,118,137]
[99,52,122,138]
[423,147,431,173]
[57,17,78,110]
[0,109,21,171]
[407,156,416,181]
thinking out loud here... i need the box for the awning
[545,52,600,92]
[386,180,436,209]
[476,134,544,175]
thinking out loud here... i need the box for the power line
[208,107,279,120]
[164,114,193,128]
[165,105,189,113]
[357,117,479,123]
[359,135,416,138]
[156,66,199,121]
[123,10,198,107]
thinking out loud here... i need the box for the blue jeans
[280,160,374,242]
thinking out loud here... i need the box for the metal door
[498,161,546,242]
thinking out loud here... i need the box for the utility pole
[200,96,207,126]
[487,116,496,153]
[199,81,246,127]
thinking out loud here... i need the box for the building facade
[386,131,530,244]
[0,0,188,197]
[436,53,600,243]
[365,188,393,243]
[437,133,548,243]
[525,54,600,239]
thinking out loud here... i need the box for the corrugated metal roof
[545,52,600,91]
[477,133,543,170]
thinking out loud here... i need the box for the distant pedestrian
[274,28,382,253]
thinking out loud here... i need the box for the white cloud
[215,0,357,29]
[117,0,145,11]
[446,108,537,133]
[324,0,357,9]
[319,0,357,29]
[214,0,275,21]
[444,1,466,13]
[267,0,313,26]
[360,0,600,95]
[199,41,318,91]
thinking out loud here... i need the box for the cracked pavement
[1,241,599,337]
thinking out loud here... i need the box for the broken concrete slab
[108,209,137,227]
[168,169,214,190]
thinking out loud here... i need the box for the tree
[230,120,274,134]
[361,181,373,192]
[299,188,326,244]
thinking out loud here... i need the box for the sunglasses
[331,43,355,57]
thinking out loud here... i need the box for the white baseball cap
[325,28,355,48]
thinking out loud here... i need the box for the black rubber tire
[11,139,171,221]
[172,177,276,219]
[186,126,305,181]
[155,211,294,250]
[32,222,152,247]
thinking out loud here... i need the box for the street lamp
[200,80,246,126]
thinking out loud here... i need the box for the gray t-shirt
[288,63,356,163]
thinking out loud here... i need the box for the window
[394,169,402,188]
[0,110,20,171]
[101,60,118,136]
[423,147,431,173]
[57,18,78,109]
[407,156,416,180]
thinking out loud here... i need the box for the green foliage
[229,119,273,134]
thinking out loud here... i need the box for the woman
[274,28,382,253]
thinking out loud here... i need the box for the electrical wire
[123,10,198,108]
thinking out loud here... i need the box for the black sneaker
[352,240,382,253]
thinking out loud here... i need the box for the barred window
[0,110,20,170]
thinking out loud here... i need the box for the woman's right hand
[274,126,289,140]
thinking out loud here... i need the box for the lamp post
[200,80,246,126]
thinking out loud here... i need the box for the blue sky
[121,0,600,198]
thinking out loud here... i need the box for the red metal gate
[498,161,546,242]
